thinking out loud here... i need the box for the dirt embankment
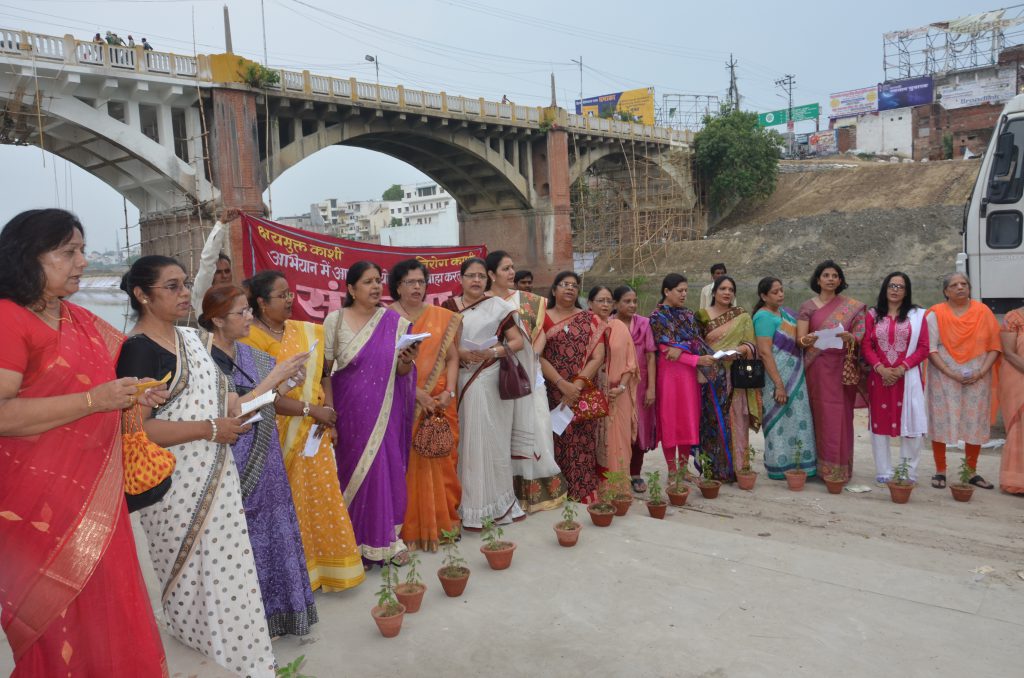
[588,159,983,309]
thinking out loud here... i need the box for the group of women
[3,206,1024,678]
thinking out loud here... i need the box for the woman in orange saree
[1000,305,1024,494]
[241,271,365,591]
[389,259,463,551]
[0,209,166,677]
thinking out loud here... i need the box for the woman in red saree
[0,209,167,677]
[796,260,866,479]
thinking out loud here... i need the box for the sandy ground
[3,410,1022,678]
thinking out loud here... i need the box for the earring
[142,298,149,304]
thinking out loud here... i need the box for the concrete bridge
[0,27,695,277]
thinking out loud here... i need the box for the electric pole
[725,54,740,112]
[570,56,583,113]
[775,73,795,155]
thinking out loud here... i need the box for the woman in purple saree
[324,262,418,566]
[796,260,867,479]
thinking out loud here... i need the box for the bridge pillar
[460,127,573,285]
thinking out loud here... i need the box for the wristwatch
[302,401,311,417]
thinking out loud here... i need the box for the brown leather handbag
[841,343,860,386]
[498,341,532,400]
[413,410,454,458]
[570,376,610,420]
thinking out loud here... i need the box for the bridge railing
[0,25,686,144]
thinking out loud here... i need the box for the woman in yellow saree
[241,271,365,591]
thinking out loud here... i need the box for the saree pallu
[507,291,566,513]
[754,308,817,479]
[456,296,526,526]
[138,328,274,678]
[799,295,866,479]
[402,305,462,551]
[629,315,658,451]
[1000,308,1024,493]
[699,307,763,474]
[599,318,638,476]
[0,301,165,677]
[226,343,317,636]
[242,322,365,592]
[330,308,416,563]
[544,310,606,503]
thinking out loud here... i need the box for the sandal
[968,475,994,490]
[930,474,946,489]
[631,477,647,493]
[390,550,411,567]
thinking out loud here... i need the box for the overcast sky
[0,0,1001,251]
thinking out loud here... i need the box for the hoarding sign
[829,86,878,118]
[878,76,934,111]
[809,130,837,154]
[757,103,819,127]
[937,71,1016,110]
[575,87,655,124]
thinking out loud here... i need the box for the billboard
[829,86,878,118]
[575,87,655,124]
[809,130,837,154]
[878,76,934,111]
[757,103,820,127]
[937,71,1016,110]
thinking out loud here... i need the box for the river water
[72,276,135,332]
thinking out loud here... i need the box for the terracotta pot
[553,521,582,547]
[887,481,914,504]
[371,603,406,638]
[784,469,807,491]
[736,470,758,491]
[950,484,974,503]
[394,583,426,613]
[612,496,632,516]
[646,501,667,519]
[437,567,470,597]
[698,480,722,499]
[667,487,689,506]
[823,477,846,495]
[480,542,516,570]
[587,504,615,527]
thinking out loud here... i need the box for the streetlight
[365,54,379,88]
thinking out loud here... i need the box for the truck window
[987,119,1024,204]
[986,211,1023,248]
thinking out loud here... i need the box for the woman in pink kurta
[614,285,658,493]
[861,273,929,483]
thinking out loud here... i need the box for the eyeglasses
[887,283,906,291]
[153,280,193,293]
[269,290,295,301]
[401,279,427,287]
[463,273,487,280]
[557,282,579,290]
[226,307,254,318]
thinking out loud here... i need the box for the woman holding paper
[323,261,418,564]
[925,272,1001,490]
[241,270,365,591]
[540,271,608,503]
[649,274,728,480]
[116,255,276,677]
[200,285,319,637]
[443,257,526,527]
[796,260,866,480]
[861,273,930,484]
[389,258,464,551]
[697,276,761,475]
[486,250,567,513]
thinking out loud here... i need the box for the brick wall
[913,102,1002,161]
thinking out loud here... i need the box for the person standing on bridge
[141,37,152,51]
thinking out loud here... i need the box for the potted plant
[394,552,426,613]
[437,528,470,597]
[949,458,976,503]
[645,470,667,519]
[553,499,582,547]
[784,440,808,491]
[736,445,758,491]
[370,562,406,638]
[604,470,633,516]
[886,459,915,504]
[823,467,847,495]
[666,465,690,506]
[587,483,616,527]
[479,517,516,570]
[697,450,722,499]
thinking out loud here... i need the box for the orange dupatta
[928,300,1002,419]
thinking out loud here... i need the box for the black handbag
[498,341,531,400]
[730,359,765,389]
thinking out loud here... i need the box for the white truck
[961,93,1024,314]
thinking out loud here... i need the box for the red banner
[239,213,486,322]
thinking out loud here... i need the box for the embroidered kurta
[862,309,930,438]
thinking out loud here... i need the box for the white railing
[379,85,399,104]
[405,89,423,107]
[330,77,351,97]
[0,28,19,53]
[173,55,197,76]
[76,41,103,65]
[145,50,170,73]
[424,92,442,109]
[310,74,329,95]
[109,45,135,70]
[282,70,303,92]
[355,81,378,100]
[27,32,64,60]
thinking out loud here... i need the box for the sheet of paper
[397,332,432,352]
[242,412,262,426]
[534,368,545,391]
[302,428,323,457]
[551,403,574,436]
[813,324,844,351]
[712,349,740,360]
[461,335,499,351]
[240,389,277,416]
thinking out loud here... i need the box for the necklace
[257,317,285,336]
[33,300,69,324]
[397,299,425,323]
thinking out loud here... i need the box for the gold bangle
[85,391,94,410]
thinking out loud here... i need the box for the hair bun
[119,271,131,292]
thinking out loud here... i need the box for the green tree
[694,108,781,213]
[381,184,403,201]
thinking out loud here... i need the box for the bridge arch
[569,143,696,208]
